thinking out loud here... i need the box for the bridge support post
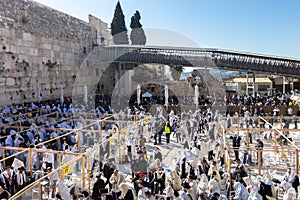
[283,76,286,94]
[118,62,122,95]
[246,72,255,96]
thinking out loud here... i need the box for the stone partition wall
[0,0,110,106]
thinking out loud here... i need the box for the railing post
[99,129,102,171]
[237,116,240,135]
[296,149,299,174]
[118,131,121,163]
[58,152,61,179]
[87,154,91,193]
[29,147,33,177]
[77,131,81,152]
[258,117,261,134]
[246,130,249,148]
[39,181,43,200]
[82,155,85,189]
[2,148,5,169]
[280,116,283,130]
[258,149,261,175]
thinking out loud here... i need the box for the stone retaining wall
[0,0,110,106]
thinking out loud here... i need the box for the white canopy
[142,92,153,98]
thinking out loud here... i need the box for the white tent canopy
[142,92,153,98]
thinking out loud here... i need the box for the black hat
[182,182,191,189]
[96,172,101,178]
[18,166,26,171]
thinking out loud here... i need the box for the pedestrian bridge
[99,45,300,77]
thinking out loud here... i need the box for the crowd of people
[225,92,293,107]
[0,90,299,200]
[91,105,293,200]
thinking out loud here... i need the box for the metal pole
[246,73,249,95]
[118,62,121,95]
[253,72,255,96]
[283,76,286,94]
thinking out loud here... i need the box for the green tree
[169,64,184,81]
[130,11,146,45]
[111,1,129,44]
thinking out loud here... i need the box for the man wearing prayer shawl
[283,167,299,193]
[232,182,248,200]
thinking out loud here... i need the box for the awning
[142,92,153,98]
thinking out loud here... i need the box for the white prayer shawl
[43,152,54,165]
[127,136,137,156]
[1,170,14,188]
[179,191,192,200]
[119,182,136,200]
[164,181,175,198]
[15,171,27,186]
[208,178,220,195]
[137,187,148,200]
[189,180,198,196]
[198,174,209,193]
[233,182,248,200]
[11,158,24,171]
[284,170,297,183]
[248,187,263,200]
[187,188,197,200]
[56,179,72,200]
[283,188,297,200]
[280,180,293,191]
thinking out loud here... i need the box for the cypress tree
[111,1,129,44]
[130,10,146,45]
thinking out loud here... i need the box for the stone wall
[0,0,109,106]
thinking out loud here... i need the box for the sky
[34,0,300,59]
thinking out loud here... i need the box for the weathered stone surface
[6,77,15,86]
[22,33,32,41]
[0,0,112,105]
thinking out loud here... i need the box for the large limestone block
[1,28,10,37]
[6,77,15,86]
[23,33,32,41]
[0,78,5,86]
[16,39,23,46]
[43,43,52,50]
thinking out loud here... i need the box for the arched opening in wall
[72,46,226,115]
[92,50,219,114]
[128,82,181,114]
